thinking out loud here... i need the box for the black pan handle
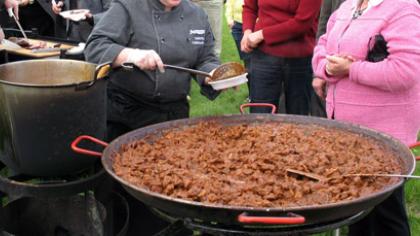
[238,212,305,225]
[71,135,108,157]
[240,103,277,114]
[409,142,420,161]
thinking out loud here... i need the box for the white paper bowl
[208,73,248,90]
[59,9,90,22]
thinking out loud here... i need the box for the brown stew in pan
[113,122,402,208]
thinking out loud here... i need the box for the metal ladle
[286,168,420,182]
[122,62,245,81]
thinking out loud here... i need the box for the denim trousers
[249,49,313,114]
[231,21,250,62]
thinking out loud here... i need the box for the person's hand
[312,77,327,100]
[126,49,165,73]
[5,0,19,19]
[241,29,253,53]
[204,68,215,85]
[247,30,264,48]
[52,0,64,14]
[0,28,4,41]
[18,0,29,6]
[325,55,355,77]
[227,20,234,29]
[85,12,93,19]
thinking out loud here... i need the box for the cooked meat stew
[113,122,402,208]
[8,37,47,49]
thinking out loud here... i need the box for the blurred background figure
[0,0,18,40]
[241,0,322,114]
[18,0,55,37]
[225,0,249,67]
[225,0,250,95]
[191,0,223,57]
[51,0,111,41]
[311,0,345,117]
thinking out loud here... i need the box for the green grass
[189,9,420,235]
[406,147,420,234]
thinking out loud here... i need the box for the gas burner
[152,208,371,236]
[0,161,106,199]
[1,191,130,236]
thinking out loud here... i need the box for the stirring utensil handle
[120,63,212,77]
[164,64,212,77]
[8,8,28,39]
[348,174,420,179]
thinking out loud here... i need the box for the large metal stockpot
[0,59,110,176]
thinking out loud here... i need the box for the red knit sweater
[242,0,322,57]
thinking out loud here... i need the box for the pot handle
[75,62,112,90]
[408,142,420,161]
[240,103,276,114]
[71,135,109,157]
[238,212,305,225]
[95,62,112,80]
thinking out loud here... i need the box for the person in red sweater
[241,0,322,114]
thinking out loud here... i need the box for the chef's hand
[204,69,240,91]
[125,49,165,73]
[204,68,215,85]
[312,77,327,100]
[325,55,355,77]
[241,29,253,53]
[5,0,19,19]
[52,0,64,14]
[247,30,264,48]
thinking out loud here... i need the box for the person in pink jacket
[312,0,420,235]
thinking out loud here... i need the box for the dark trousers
[310,86,327,117]
[231,21,250,62]
[231,21,250,92]
[348,186,411,236]
[249,50,313,114]
[106,85,190,235]
[19,1,54,37]
[106,84,189,140]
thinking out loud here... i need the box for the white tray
[208,73,248,90]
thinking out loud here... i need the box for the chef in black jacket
[85,0,221,140]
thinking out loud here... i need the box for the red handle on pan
[409,141,420,161]
[238,212,305,225]
[240,103,277,114]
[71,135,109,157]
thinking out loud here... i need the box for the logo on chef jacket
[189,29,205,45]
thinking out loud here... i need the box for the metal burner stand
[0,162,129,236]
[152,208,371,236]
[0,162,106,200]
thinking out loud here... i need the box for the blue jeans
[249,49,313,114]
[231,21,250,61]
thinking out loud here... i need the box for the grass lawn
[189,10,420,235]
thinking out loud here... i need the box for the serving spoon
[286,168,420,182]
[122,62,245,81]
